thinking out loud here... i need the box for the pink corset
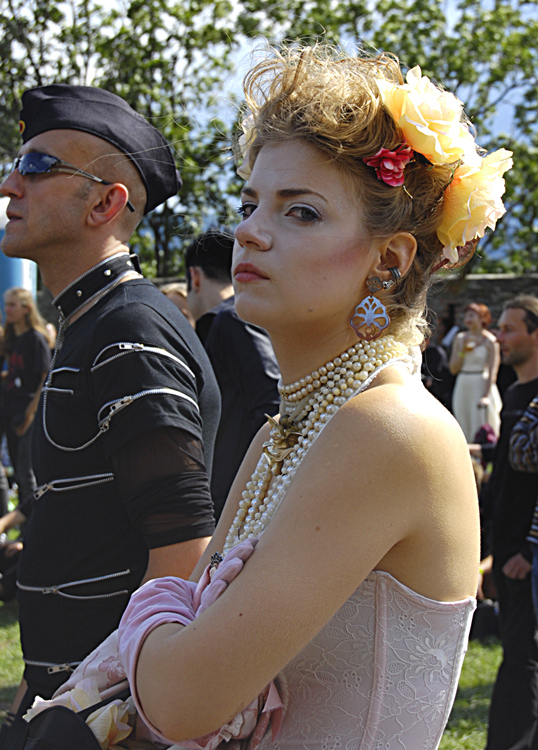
[258,570,475,750]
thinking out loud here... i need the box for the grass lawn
[439,638,502,749]
[0,601,23,718]
[0,600,502,745]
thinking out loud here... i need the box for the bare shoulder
[483,330,499,346]
[331,371,469,471]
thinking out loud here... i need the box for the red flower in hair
[363,145,414,187]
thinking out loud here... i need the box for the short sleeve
[88,301,206,458]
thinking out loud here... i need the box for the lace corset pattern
[259,570,475,750]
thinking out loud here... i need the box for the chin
[0,241,22,259]
[234,292,273,330]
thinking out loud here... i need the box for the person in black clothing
[0,83,220,740]
[2,288,51,509]
[0,314,10,518]
[471,296,538,750]
[186,229,280,519]
[421,335,452,410]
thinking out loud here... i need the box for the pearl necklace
[222,334,411,554]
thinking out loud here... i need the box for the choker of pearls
[222,335,410,554]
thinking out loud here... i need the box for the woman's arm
[15,371,47,436]
[130,382,479,742]
[479,334,500,406]
[0,507,26,536]
[449,332,466,375]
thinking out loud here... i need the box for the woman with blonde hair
[35,45,512,749]
[2,287,51,509]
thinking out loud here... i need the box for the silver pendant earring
[349,269,400,341]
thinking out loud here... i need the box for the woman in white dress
[450,303,502,440]
[114,45,512,749]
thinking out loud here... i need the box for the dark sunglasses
[13,152,135,212]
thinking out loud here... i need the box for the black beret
[19,84,181,214]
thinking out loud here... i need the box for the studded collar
[53,252,142,321]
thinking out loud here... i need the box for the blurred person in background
[160,281,194,327]
[471,296,538,750]
[1,288,50,509]
[450,302,502,441]
[186,228,280,519]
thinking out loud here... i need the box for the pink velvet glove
[193,537,259,614]
[118,538,259,698]
[118,538,284,748]
[117,576,197,744]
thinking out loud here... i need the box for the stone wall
[427,273,538,332]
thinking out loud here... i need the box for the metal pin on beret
[19,84,181,214]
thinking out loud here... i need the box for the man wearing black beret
[0,84,220,735]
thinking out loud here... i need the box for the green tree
[1,0,537,273]
[0,0,240,276]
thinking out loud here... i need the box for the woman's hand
[4,541,23,558]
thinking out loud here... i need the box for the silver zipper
[91,341,196,380]
[34,473,114,500]
[42,366,80,396]
[97,387,199,431]
[44,380,198,452]
[24,659,82,674]
[17,568,131,600]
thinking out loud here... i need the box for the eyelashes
[288,206,321,222]
[236,203,322,223]
[236,203,256,218]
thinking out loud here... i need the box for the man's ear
[189,266,202,292]
[369,232,417,281]
[87,183,131,227]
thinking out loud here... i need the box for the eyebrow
[241,186,328,203]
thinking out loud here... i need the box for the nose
[0,169,23,199]
[234,211,272,252]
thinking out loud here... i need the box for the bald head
[41,129,147,237]
[75,133,147,233]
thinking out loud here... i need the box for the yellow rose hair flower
[436,148,513,262]
[377,66,480,167]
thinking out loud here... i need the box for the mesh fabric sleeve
[111,426,215,549]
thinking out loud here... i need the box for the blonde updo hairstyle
[240,45,462,345]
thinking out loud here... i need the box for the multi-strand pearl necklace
[222,334,411,554]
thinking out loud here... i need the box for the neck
[194,284,233,321]
[271,328,363,386]
[515,353,538,384]
[13,321,30,336]
[41,240,131,298]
